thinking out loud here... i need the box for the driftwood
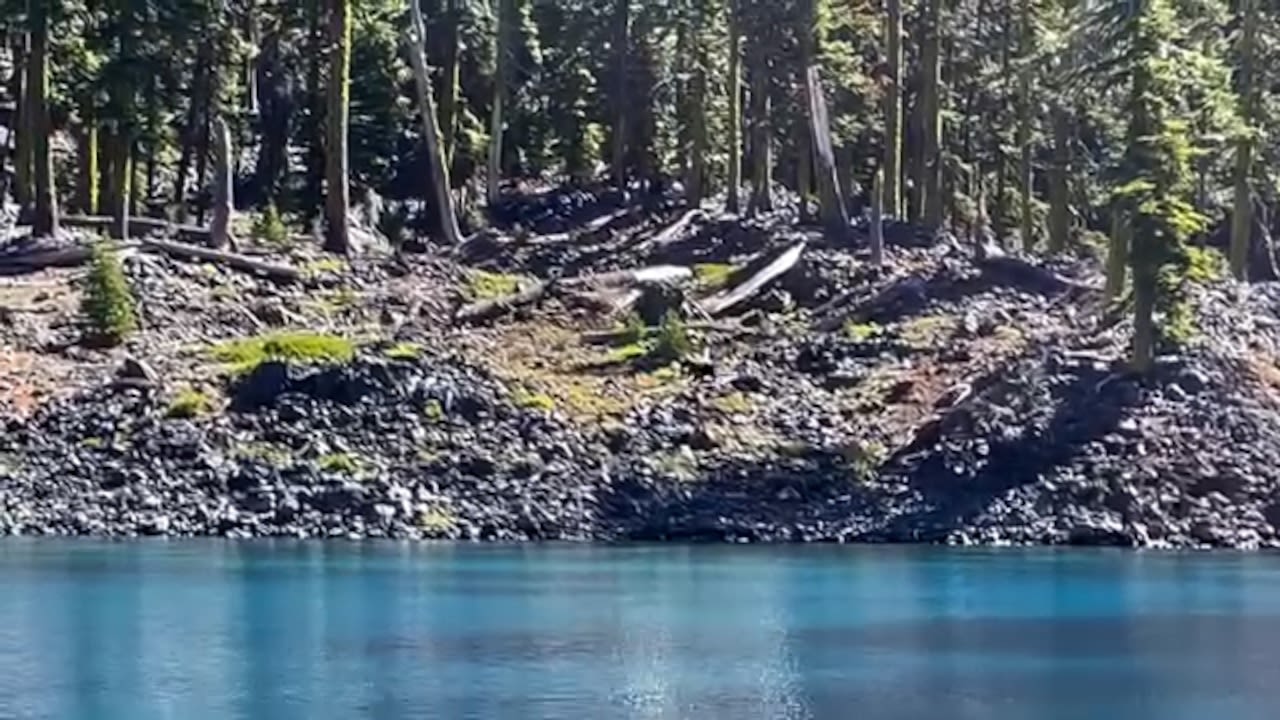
[700,241,807,317]
[454,280,553,323]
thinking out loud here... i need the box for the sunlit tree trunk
[487,0,515,205]
[1047,107,1070,253]
[726,0,742,212]
[13,31,31,211]
[440,0,461,165]
[920,0,943,229]
[408,0,463,244]
[323,0,352,253]
[1016,0,1033,250]
[611,0,630,189]
[30,0,57,237]
[883,0,903,219]
[1230,0,1258,279]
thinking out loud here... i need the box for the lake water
[1,543,1279,720]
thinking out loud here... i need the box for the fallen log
[62,214,213,243]
[699,241,807,317]
[454,280,553,323]
[138,237,302,282]
[631,208,702,254]
[562,264,693,290]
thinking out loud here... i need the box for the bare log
[139,238,302,281]
[633,208,702,253]
[699,241,807,317]
[580,320,745,345]
[454,280,552,323]
[804,66,850,244]
[563,264,693,290]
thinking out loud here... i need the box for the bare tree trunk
[920,0,943,230]
[611,0,630,189]
[109,126,132,241]
[725,0,742,212]
[324,0,352,253]
[304,0,326,221]
[747,42,772,214]
[1047,107,1071,253]
[13,31,32,211]
[1104,209,1129,303]
[30,2,57,237]
[871,168,885,269]
[408,0,463,245]
[440,0,461,165]
[173,41,211,221]
[487,0,514,205]
[883,0,903,219]
[210,117,233,250]
[1230,0,1258,279]
[77,119,100,214]
[1016,0,1034,250]
[804,66,849,243]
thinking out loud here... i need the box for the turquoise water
[1,543,1279,720]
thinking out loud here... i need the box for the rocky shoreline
[5,191,1280,548]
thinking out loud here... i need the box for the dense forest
[1,0,1274,369]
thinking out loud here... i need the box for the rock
[139,516,171,536]
[233,361,291,409]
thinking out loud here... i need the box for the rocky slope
[4,190,1280,547]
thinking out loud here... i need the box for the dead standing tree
[407,0,463,246]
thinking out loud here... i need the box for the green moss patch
[167,388,214,419]
[210,332,356,372]
[464,270,526,300]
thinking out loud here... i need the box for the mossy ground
[210,332,356,373]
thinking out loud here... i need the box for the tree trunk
[408,0,463,245]
[921,0,943,230]
[13,31,32,212]
[871,168,885,268]
[245,0,260,116]
[687,14,708,207]
[210,117,233,250]
[487,0,514,205]
[77,120,100,214]
[726,0,742,212]
[1047,107,1070,253]
[440,0,461,165]
[804,65,849,243]
[1104,209,1129,303]
[30,2,57,237]
[304,0,327,221]
[1016,0,1033,251]
[884,0,903,219]
[109,127,132,241]
[173,41,211,221]
[252,30,290,207]
[1131,262,1155,372]
[611,0,630,189]
[324,0,352,254]
[1230,0,1257,279]
[747,44,772,214]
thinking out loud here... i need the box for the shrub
[81,242,137,345]
[252,204,289,247]
[651,311,692,363]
